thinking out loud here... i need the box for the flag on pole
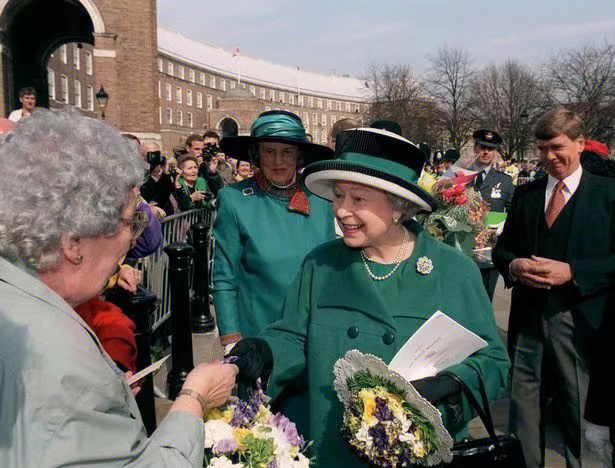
[232,47,240,58]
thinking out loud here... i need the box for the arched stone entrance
[0,0,160,140]
[218,116,239,138]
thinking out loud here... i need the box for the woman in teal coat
[231,127,510,467]
[213,110,335,349]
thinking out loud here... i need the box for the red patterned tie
[545,180,566,228]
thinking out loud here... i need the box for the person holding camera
[140,143,178,217]
[204,131,235,186]
[184,134,224,197]
[175,155,214,211]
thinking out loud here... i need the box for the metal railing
[517,177,531,185]
[136,207,215,331]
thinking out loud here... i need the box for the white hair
[0,108,145,270]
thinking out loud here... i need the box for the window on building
[298,95,304,106]
[199,72,205,85]
[303,112,309,125]
[289,93,295,105]
[187,112,193,128]
[176,86,182,104]
[178,65,184,80]
[177,110,183,126]
[158,58,163,72]
[312,112,317,125]
[364,104,369,113]
[345,102,351,113]
[336,101,341,111]
[308,97,314,107]
[167,61,173,76]
[260,88,266,100]
[322,129,327,143]
[313,131,319,144]
[322,114,327,126]
[159,106,162,124]
[186,89,192,106]
[85,51,93,75]
[354,103,360,113]
[207,94,213,110]
[331,115,336,125]
[280,92,285,103]
[61,74,69,103]
[165,83,172,101]
[73,45,80,70]
[196,92,203,108]
[48,69,55,100]
[189,69,195,83]
[60,45,67,64]
[87,85,94,111]
[230,81,236,89]
[157,81,161,99]
[317,98,322,109]
[269,89,275,101]
[221,79,226,91]
[166,108,172,124]
[210,75,216,88]
[74,80,82,108]
[250,85,256,96]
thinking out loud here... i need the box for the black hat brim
[220,136,334,166]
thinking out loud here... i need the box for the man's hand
[530,256,573,286]
[208,157,219,173]
[509,257,552,289]
[117,265,140,293]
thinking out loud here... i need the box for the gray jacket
[0,257,204,467]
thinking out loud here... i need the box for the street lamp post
[95,85,109,120]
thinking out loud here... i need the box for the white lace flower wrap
[416,256,434,275]
[333,349,454,466]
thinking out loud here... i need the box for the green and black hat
[303,127,436,212]
[220,110,333,165]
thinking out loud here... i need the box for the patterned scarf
[254,170,310,215]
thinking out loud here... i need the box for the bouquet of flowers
[417,172,489,256]
[333,350,453,467]
[203,388,311,468]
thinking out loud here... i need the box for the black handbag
[442,369,526,467]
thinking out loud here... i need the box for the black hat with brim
[473,129,502,148]
[303,128,436,213]
[220,110,333,165]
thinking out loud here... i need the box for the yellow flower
[418,171,437,195]
[204,408,224,421]
[358,389,378,425]
[254,405,272,423]
[233,427,252,451]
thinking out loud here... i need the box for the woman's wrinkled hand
[191,190,206,202]
[116,265,140,294]
[183,361,239,410]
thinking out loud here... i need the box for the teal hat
[220,110,333,165]
[303,128,436,212]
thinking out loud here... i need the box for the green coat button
[347,326,359,339]
[382,332,395,345]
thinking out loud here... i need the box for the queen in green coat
[231,127,510,467]
[214,110,335,349]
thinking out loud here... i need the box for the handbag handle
[442,368,497,440]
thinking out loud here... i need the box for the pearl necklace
[360,228,410,281]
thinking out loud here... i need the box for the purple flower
[213,438,238,454]
[230,399,258,427]
[269,412,303,448]
[249,388,271,409]
[373,397,393,421]
[368,423,389,451]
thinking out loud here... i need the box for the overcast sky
[157,0,615,79]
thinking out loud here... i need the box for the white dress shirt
[544,165,583,212]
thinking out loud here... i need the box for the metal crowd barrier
[136,207,215,331]
[517,177,531,185]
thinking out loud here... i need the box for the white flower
[204,420,235,449]
[253,423,295,460]
[278,452,311,468]
[208,456,243,468]
[355,422,373,449]
[416,256,433,275]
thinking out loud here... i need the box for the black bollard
[190,221,216,333]
[164,243,195,400]
[105,285,158,436]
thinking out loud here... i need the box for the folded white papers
[127,354,170,385]
[388,311,487,381]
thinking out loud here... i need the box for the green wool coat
[260,220,510,467]
[212,177,335,341]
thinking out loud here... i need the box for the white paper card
[388,311,488,381]
[127,355,170,385]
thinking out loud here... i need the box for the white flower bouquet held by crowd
[334,350,454,467]
[203,388,312,468]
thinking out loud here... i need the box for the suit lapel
[317,250,398,331]
[565,171,591,258]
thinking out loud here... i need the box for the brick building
[44,26,369,154]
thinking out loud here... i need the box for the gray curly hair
[386,193,421,222]
[0,108,144,271]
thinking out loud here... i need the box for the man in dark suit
[493,108,615,467]
[471,129,515,300]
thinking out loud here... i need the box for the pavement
[154,277,568,467]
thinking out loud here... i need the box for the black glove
[411,375,460,405]
[228,338,273,383]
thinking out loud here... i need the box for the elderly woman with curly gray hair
[0,109,237,467]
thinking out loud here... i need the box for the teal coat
[260,220,510,467]
[212,178,334,342]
